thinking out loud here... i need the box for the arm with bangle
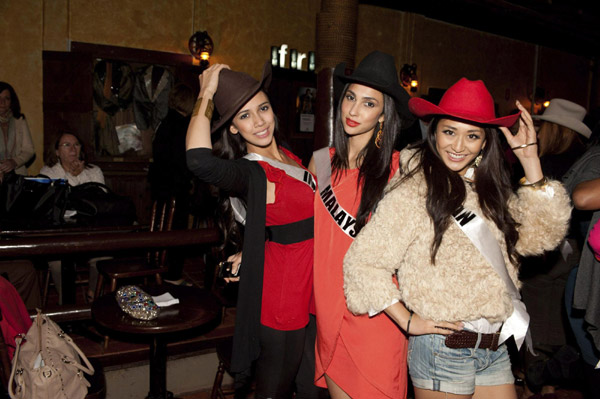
[383,302,460,336]
[185,64,251,196]
[186,64,229,151]
[500,100,544,186]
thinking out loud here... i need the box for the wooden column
[313,0,358,150]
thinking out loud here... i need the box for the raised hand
[500,100,544,183]
[499,100,539,159]
[199,64,230,97]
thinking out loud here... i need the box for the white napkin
[152,292,179,307]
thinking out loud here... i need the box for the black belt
[266,217,314,245]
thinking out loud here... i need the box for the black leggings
[255,315,327,399]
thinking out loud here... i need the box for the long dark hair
[211,94,280,252]
[0,81,23,118]
[211,124,246,252]
[331,84,402,233]
[399,117,520,264]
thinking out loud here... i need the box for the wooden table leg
[147,336,173,399]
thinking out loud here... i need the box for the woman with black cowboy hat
[311,51,461,399]
[344,78,572,398]
[186,63,322,399]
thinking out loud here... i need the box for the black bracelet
[406,311,414,335]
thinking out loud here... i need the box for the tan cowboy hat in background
[532,98,592,138]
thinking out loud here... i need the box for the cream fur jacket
[343,150,571,323]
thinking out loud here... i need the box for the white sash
[314,147,357,238]
[230,152,316,225]
[453,206,532,350]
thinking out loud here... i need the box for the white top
[39,163,105,186]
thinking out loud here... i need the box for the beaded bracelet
[406,311,414,335]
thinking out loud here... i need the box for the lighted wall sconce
[400,63,418,92]
[189,31,214,68]
[529,87,548,114]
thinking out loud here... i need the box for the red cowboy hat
[408,78,520,128]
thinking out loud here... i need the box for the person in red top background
[186,62,324,399]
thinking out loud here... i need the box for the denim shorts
[408,334,514,395]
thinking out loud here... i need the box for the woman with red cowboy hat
[343,77,572,399]
[186,64,323,399]
[310,51,461,399]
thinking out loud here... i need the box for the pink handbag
[8,311,94,399]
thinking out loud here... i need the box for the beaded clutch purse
[116,285,160,320]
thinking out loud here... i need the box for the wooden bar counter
[0,228,220,258]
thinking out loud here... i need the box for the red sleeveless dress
[314,149,407,398]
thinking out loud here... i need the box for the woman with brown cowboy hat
[343,78,572,399]
[186,64,323,399]
[310,51,461,399]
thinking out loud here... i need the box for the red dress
[314,149,407,398]
[259,149,315,331]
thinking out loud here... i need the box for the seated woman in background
[0,81,35,178]
[40,132,105,185]
[41,132,107,303]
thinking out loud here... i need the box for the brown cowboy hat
[409,78,520,128]
[211,62,272,133]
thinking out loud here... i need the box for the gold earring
[375,122,384,149]
[474,153,483,167]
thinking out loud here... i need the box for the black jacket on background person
[149,108,193,201]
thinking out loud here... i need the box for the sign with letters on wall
[271,45,315,72]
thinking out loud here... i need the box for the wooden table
[92,285,221,399]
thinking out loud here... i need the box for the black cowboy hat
[334,51,413,121]
[211,62,272,134]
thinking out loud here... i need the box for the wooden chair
[42,259,95,307]
[210,336,254,399]
[94,198,176,298]
[211,337,235,399]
